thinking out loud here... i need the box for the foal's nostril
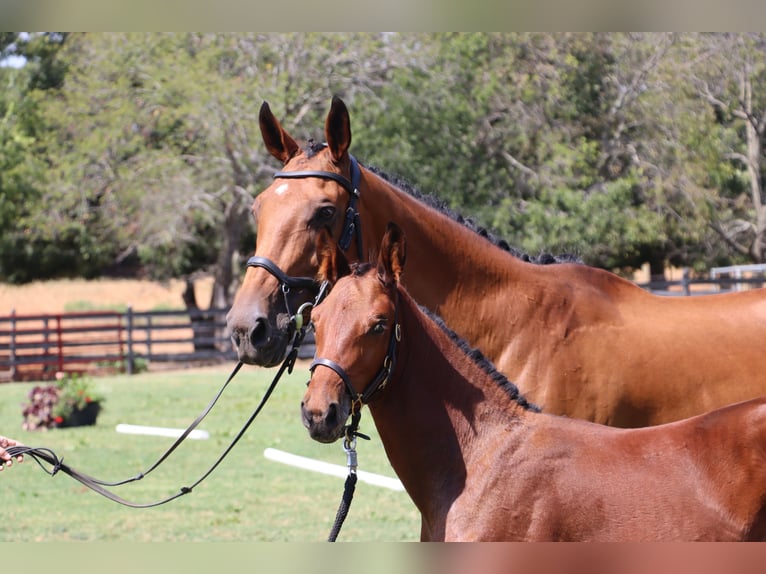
[249,318,269,348]
[325,402,339,428]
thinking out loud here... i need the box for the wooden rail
[636,271,766,296]
[0,307,236,382]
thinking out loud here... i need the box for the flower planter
[58,402,102,428]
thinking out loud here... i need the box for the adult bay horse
[227,95,766,427]
[302,224,766,541]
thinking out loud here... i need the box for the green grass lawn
[0,362,420,542]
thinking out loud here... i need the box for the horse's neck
[359,169,541,372]
[360,169,525,288]
[368,289,528,523]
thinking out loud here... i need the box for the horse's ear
[325,96,351,164]
[259,101,300,164]
[377,222,407,286]
[316,228,351,284]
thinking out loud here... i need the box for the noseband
[245,151,363,324]
[309,293,401,413]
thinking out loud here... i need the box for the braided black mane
[365,165,580,265]
[420,304,541,412]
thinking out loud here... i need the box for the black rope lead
[327,407,369,542]
[327,471,358,542]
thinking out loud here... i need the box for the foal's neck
[367,288,530,531]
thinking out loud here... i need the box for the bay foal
[302,224,766,541]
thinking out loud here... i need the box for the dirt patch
[0,276,215,316]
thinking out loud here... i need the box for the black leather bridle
[272,152,363,259]
[245,152,364,316]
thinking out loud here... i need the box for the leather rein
[5,329,307,508]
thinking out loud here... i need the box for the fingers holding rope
[0,435,24,471]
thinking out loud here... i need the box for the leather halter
[310,293,401,409]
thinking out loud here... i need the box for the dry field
[0,276,215,316]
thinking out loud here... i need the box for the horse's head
[301,223,406,443]
[227,96,362,366]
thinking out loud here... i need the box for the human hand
[0,435,23,471]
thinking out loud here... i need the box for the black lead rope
[6,330,305,509]
[327,410,365,542]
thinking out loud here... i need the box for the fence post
[126,306,134,375]
[55,314,64,373]
[10,309,17,381]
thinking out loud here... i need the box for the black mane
[304,139,327,158]
[420,304,541,413]
[366,165,580,266]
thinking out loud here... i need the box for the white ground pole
[263,447,405,492]
[115,423,210,440]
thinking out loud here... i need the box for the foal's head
[301,223,406,443]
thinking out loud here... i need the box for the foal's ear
[377,222,407,286]
[259,101,300,164]
[325,96,352,164]
[316,228,351,284]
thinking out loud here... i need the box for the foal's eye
[369,321,387,335]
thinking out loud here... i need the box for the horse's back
[531,264,766,426]
[469,400,766,541]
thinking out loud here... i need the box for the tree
[13,33,398,309]
[685,33,766,264]
[369,34,689,277]
[0,33,67,282]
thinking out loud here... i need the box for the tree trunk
[741,66,766,263]
[207,195,250,310]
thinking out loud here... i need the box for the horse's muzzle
[229,315,289,367]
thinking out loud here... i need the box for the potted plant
[22,372,104,430]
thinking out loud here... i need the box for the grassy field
[0,362,420,542]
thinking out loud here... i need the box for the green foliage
[3,33,766,284]
[20,372,104,430]
[51,372,104,420]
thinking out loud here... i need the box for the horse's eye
[313,205,337,225]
